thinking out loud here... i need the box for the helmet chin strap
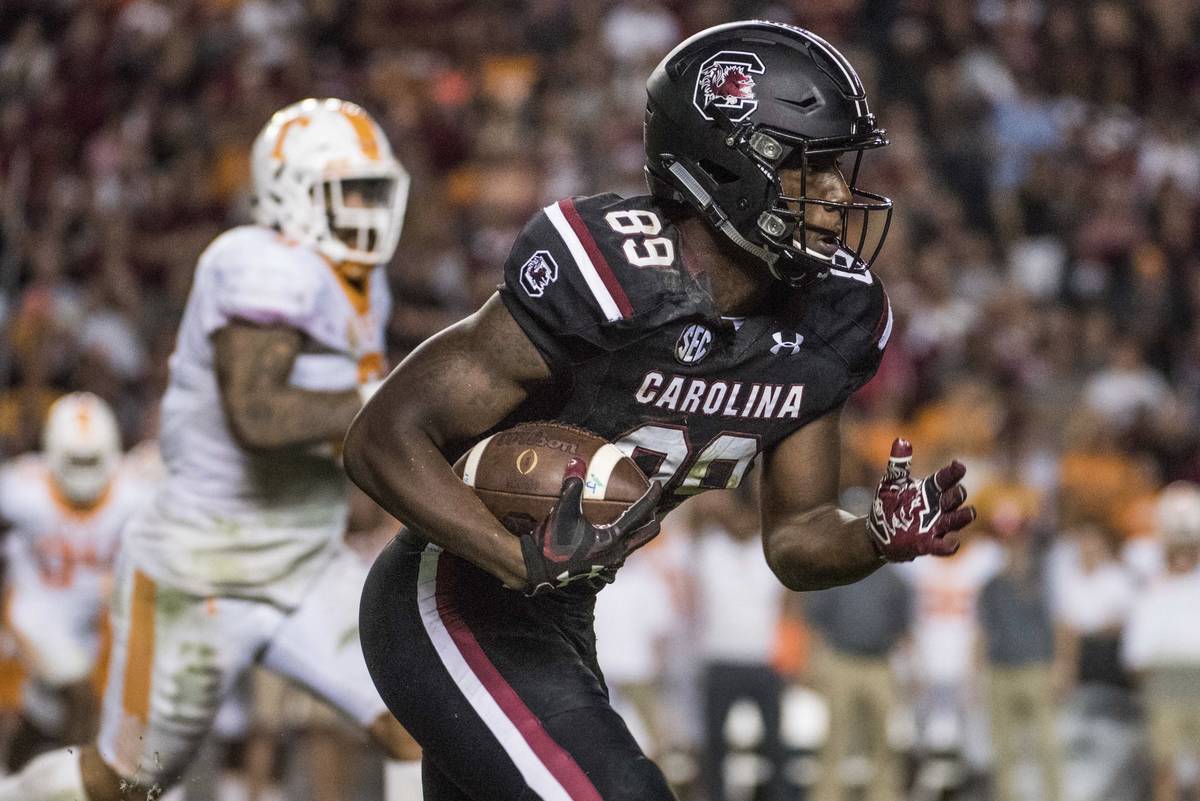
[721,217,776,265]
[662,116,818,281]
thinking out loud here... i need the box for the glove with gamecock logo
[519,457,663,596]
[867,438,976,562]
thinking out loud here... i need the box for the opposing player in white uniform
[0,393,150,745]
[0,98,422,801]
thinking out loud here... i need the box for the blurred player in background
[350,21,975,801]
[1122,482,1200,801]
[976,500,1063,801]
[0,98,421,801]
[900,535,1003,789]
[0,393,150,758]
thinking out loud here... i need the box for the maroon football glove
[519,457,663,596]
[867,439,976,562]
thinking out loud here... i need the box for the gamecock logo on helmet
[693,51,766,122]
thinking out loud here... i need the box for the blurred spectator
[900,536,1003,773]
[1127,477,1200,584]
[1082,338,1172,434]
[690,488,789,801]
[1053,524,1137,692]
[1057,411,1160,536]
[601,0,680,68]
[1122,483,1200,801]
[0,19,54,98]
[805,565,911,801]
[977,502,1063,801]
[594,540,675,759]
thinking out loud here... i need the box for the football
[452,422,650,537]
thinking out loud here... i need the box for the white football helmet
[43,392,122,506]
[251,98,409,265]
[1156,481,1200,546]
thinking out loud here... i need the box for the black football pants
[360,532,675,801]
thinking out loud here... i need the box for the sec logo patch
[675,323,713,364]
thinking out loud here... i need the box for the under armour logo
[770,332,804,355]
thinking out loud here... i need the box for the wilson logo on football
[693,51,765,122]
[519,250,559,297]
[675,323,713,364]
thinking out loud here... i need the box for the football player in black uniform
[348,21,976,801]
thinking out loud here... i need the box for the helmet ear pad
[684,155,775,235]
[647,116,804,272]
[646,103,780,240]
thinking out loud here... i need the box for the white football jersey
[899,539,1004,685]
[123,225,390,607]
[0,453,151,605]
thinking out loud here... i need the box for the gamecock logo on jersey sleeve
[520,251,559,297]
[693,51,766,122]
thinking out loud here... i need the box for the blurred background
[2,0,1200,799]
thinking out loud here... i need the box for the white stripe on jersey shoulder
[542,201,624,323]
[582,444,625,501]
[878,295,893,351]
[460,434,495,487]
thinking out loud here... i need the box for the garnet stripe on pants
[415,547,603,801]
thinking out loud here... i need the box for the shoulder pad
[498,194,687,371]
[795,268,891,392]
[204,226,323,329]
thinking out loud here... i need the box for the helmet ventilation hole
[698,159,740,184]
[781,93,822,112]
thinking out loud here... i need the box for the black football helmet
[645,21,892,285]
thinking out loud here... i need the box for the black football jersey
[497,193,890,513]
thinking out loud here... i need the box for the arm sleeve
[497,205,619,374]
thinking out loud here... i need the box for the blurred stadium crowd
[2,0,1200,800]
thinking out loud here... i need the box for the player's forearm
[343,413,526,588]
[344,294,552,588]
[225,387,361,451]
[213,323,363,451]
[762,503,880,591]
